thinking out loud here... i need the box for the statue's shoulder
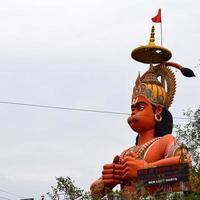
[148,135,176,156]
[159,134,176,144]
[161,135,185,158]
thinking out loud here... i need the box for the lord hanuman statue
[90,26,195,199]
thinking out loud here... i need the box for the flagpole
[160,21,163,46]
[160,8,163,46]
[151,8,163,46]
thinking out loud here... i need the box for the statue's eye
[137,104,145,111]
[131,106,135,112]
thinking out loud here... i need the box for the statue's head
[128,26,195,144]
[127,65,175,143]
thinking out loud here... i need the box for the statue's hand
[102,155,123,187]
[122,152,148,179]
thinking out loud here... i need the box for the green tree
[47,177,91,200]
[175,107,200,168]
[175,107,200,199]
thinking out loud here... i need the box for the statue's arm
[148,135,192,167]
[149,155,189,167]
[90,177,106,199]
[90,177,116,199]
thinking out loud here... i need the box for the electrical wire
[0,100,189,120]
[0,101,129,115]
[0,196,12,200]
[0,188,26,199]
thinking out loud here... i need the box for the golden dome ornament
[131,26,172,64]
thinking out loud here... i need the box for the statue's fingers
[103,178,122,185]
[122,160,133,169]
[122,168,134,178]
[102,169,113,174]
[113,155,120,164]
[102,174,113,179]
[103,174,122,182]
[121,156,135,165]
[122,173,128,179]
[113,174,122,180]
[122,172,131,179]
[114,164,123,170]
[103,164,114,169]
[129,151,138,158]
[103,179,120,184]
[114,169,123,175]
[122,166,131,175]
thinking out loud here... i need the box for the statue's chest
[119,137,161,163]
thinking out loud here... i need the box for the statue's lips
[127,115,139,125]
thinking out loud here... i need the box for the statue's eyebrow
[131,101,148,110]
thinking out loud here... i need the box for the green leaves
[175,107,200,168]
[47,177,91,200]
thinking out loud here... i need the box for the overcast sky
[0,0,200,199]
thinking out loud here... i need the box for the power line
[0,196,12,200]
[0,101,189,120]
[0,101,129,115]
[0,188,25,199]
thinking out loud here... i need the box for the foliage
[47,177,91,200]
[174,107,200,199]
[175,107,200,168]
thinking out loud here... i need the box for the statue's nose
[131,111,136,116]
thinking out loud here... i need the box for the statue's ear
[156,105,163,115]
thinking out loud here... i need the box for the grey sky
[0,0,199,199]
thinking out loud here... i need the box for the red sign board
[137,163,191,194]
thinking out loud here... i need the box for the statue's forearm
[90,178,104,199]
[90,177,118,199]
[149,156,189,167]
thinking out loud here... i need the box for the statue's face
[127,96,157,133]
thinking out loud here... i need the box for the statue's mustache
[127,115,140,125]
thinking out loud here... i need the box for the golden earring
[155,113,162,122]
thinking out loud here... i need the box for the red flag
[151,9,161,23]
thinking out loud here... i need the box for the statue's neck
[137,129,155,145]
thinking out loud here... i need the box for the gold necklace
[120,137,161,161]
